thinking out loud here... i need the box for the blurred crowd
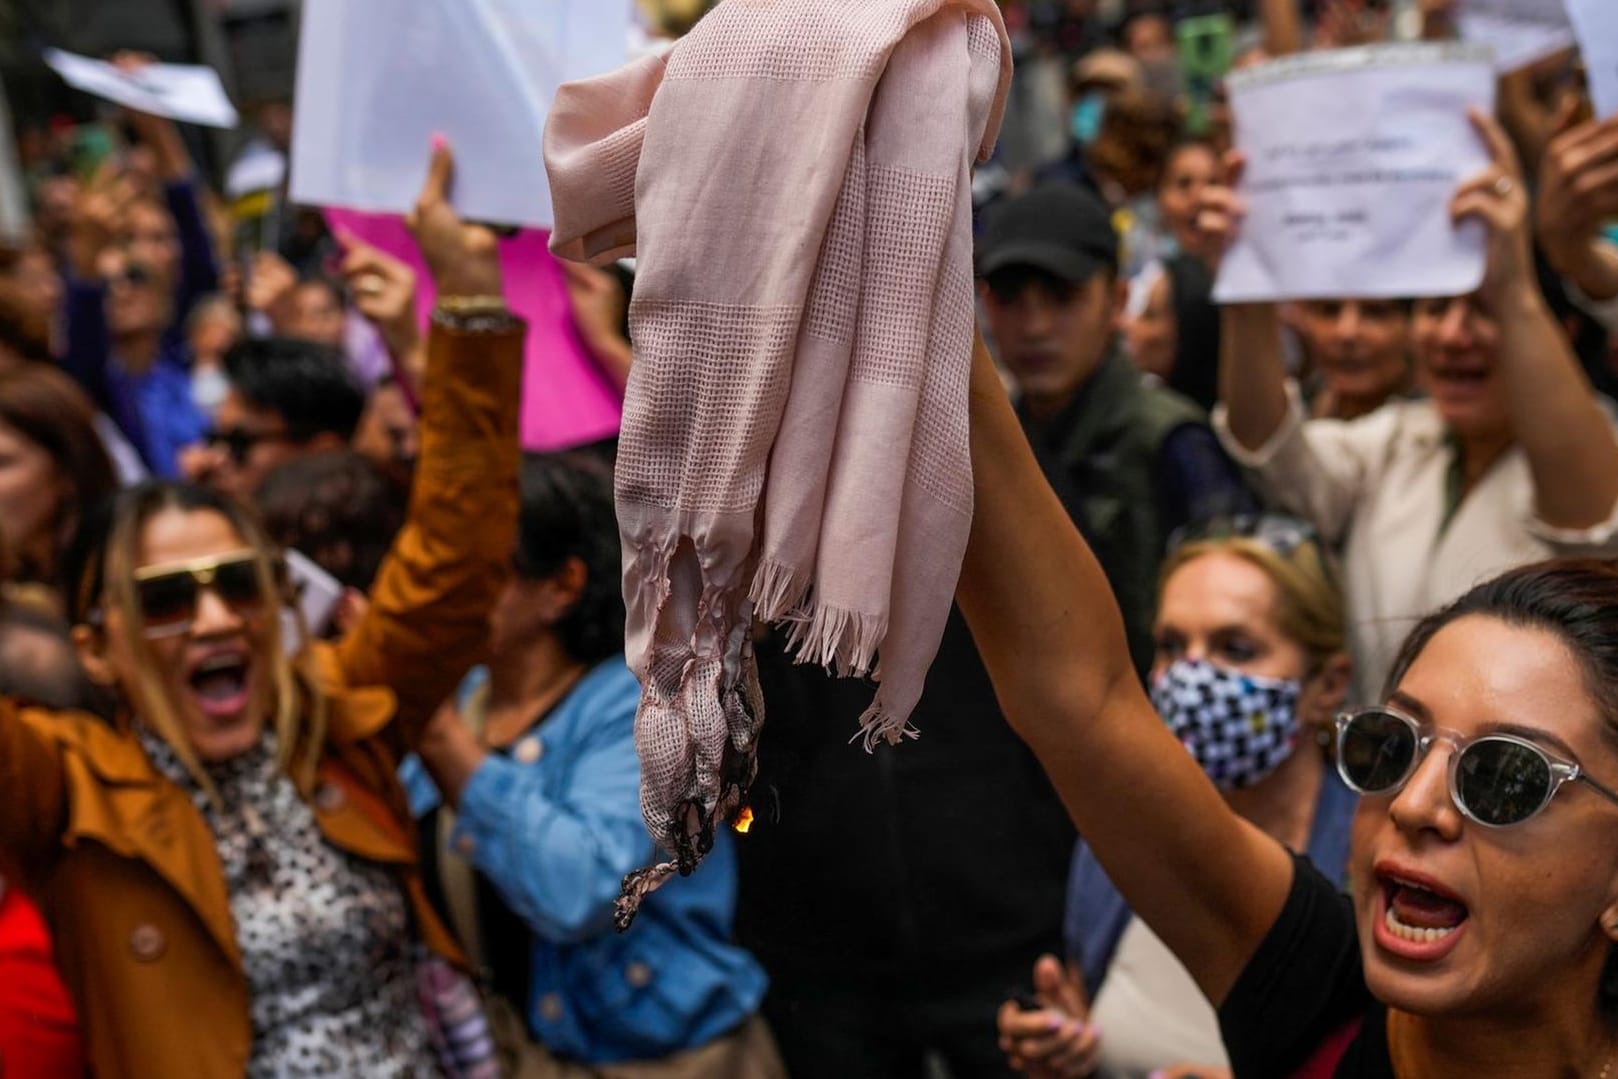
[0,0,1616,1077]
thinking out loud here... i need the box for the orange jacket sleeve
[0,704,68,887]
[325,318,525,751]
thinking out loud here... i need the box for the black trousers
[762,974,1022,1079]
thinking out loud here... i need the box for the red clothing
[0,883,83,1077]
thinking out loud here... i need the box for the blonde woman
[0,143,522,1078]
[998,515,1353,1079]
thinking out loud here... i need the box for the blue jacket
[401,659,767,1064]
[1065,767,1357,999]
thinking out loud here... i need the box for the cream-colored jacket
[1215,382,1618,703]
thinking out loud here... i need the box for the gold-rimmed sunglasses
[130,550,269,639]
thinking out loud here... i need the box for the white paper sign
[1564,0,1618,119]
[1457,0,1576,73]
[282,548,344,650]
[289,0,631,229]
[43,49,239,129]
[1215,45,1496,305]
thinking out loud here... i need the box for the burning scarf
[545,0,1012,923]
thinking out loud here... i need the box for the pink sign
[324,208,624,452]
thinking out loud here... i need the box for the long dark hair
[1384,559,1618,1016]
[0,365,117,582]
[512,452,624,665]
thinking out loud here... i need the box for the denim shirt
[401,658,767,1064]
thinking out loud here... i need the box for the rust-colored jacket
[0,322,523,1079]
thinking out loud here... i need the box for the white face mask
[1150,658,1303,790]
[192,365,230,414]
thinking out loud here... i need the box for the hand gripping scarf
[545,0,1012,926]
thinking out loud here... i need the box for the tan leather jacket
[0,321,524,1079]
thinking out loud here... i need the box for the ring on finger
[1493,176,1514,197]
[355,273,386,297]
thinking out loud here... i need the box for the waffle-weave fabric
[545,0,1013,914]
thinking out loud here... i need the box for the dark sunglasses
[1168,513,1321,559]
[132,551,267,638]
[1335,707,1618,828]
[206,427,294,467]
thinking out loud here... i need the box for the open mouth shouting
[1374,862,1469,961]
[185,646,255,722]
[1424,359,1492,404]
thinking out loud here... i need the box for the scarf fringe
[749,557,812,622]
[850,697,922,752]
[784,601,887,679]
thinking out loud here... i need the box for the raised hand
[244,251,298,325]
[562,259,632,389]
[337,231,421,359]
[1188,150,1247,274]
[1535,113,1618,301]
[108,51,192,180]
[405,136,503,300]
[70,159,132,279]
[1450,107,1535,310]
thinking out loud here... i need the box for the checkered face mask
[1150,658,1302,791]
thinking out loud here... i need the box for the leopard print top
[139,727,437,1077]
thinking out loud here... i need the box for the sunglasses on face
[132,551,267,638]
[205,427,293,467]
[1335,707,1618,828]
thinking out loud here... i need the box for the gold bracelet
[435,294,509,316]
[430,307,522,334]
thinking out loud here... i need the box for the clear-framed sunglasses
[1335,706,1618,828]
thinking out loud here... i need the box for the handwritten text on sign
[1214,45,1496,304]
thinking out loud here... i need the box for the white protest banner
[289,0,632,229]
[1214,44,1496,305]
[43,49,239,129]
[1564,0,1618,119]
[1457,0,1575,73]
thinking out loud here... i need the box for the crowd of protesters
[1,0,1618,1076]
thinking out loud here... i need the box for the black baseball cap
[977,185,1119,284]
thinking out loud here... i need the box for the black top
[735,609,1077,993]
[1219,854,1395,1079]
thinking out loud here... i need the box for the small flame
[733,806,755,834]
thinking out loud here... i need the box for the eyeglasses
[205,427,293,467]
[132,551,267,638]
[1335,707,1618,828]
[1168,513,1321,559]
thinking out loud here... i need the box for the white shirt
[1089,915,1231,1079]
[1215,383,1618,703]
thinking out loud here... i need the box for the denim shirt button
[538,992,564,1022]
[514,736,544,765]
[625,962,653,989]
